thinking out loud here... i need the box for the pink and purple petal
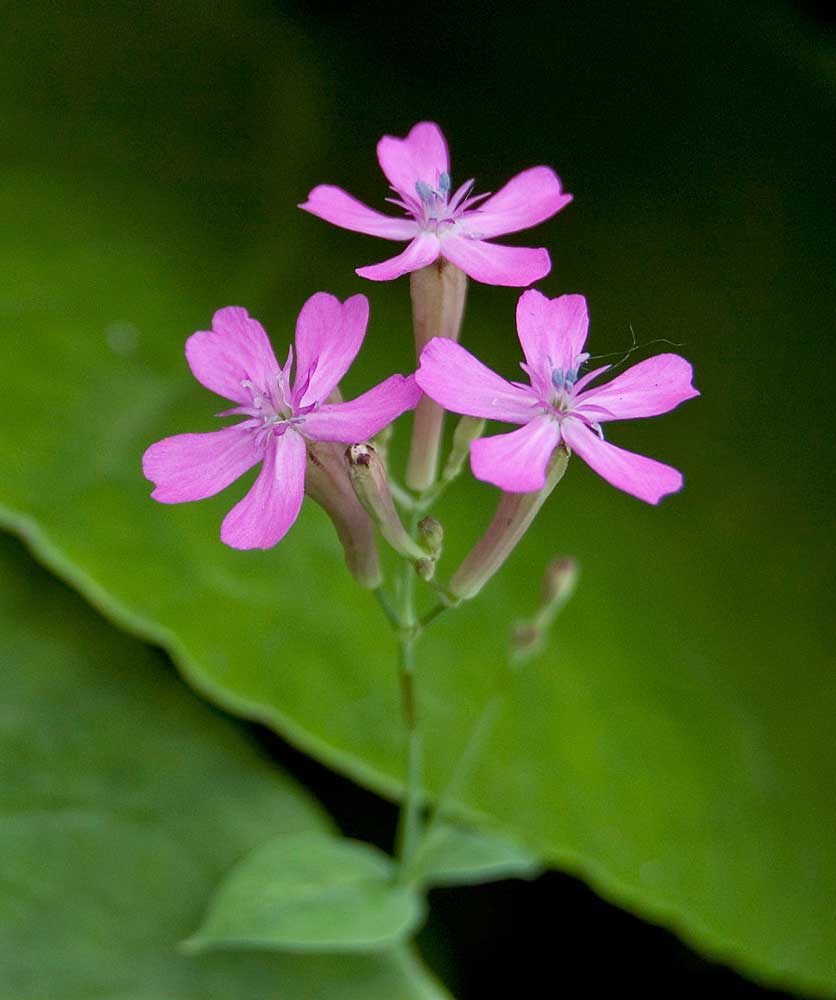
[561,417,683,504]
[463,166,572,240]
[293,292,370,407]
[573,353,700,423]
[470,416,562,493]
[142,424,260,503]
[515,290,589,375]
[356,234,441,281]
[298,185,418,240]
[441,237,550,287]
[220,428,307,550]
[377,121,450,200]
[302,374,421,443]
[186,307,280,405]
[417,338,539,424]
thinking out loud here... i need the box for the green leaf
[0,534,448,1000]
[408,824,543,888]
[186,832,425,953]
[1,2,835,996]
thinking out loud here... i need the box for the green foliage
[0,535,448,999]
[186,832,425,953]
[1,1,835,996]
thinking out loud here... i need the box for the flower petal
[515,290,589,376]
[185,307,280,405]
[293,292,370,406]
[356,234,440,281]
[298,185,418,240]
[463,166,572,239]
[220,429,307,549]
[441,237,550,287]
[377,121,450,200]
[302,374,421,443]
[573,353,700,423]
[417,338,539,423]
[561,417,683,504]
[142,424,260,503]
[470,416,561,492]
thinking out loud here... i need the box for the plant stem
[425,691,503,837]
[388,477,416,512]
[419,601,448,629]
[395,515,422,871]
[373,586,400,629]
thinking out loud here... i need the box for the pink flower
[416,290,699,504]
[299,121,572,287]
[143,294,421,549]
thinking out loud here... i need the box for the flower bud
[510,555,579,662]
[415,557,436,582]
[304,441,381,589]
[417,516,443,558]
[346,444,431,565]
[406,260,468,491]
[447,445,570,601]
[540,556,578,611]
[442,415,486,483]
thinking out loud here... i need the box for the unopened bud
[540,557,578,611]
[442,416,485,483]
[448,445,570,601]
[347,444,431,564]
[415,557,436,581]
[510,622,540,656]
[417,516,444,558]
[510,554,579,663]
[305,441,381,589]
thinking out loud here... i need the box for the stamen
[447,178,475,213]
[292,358,318,409]
[385,196,415,214]
[240,379,264,408]
[416,180,434,204]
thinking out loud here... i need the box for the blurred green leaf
[0,534,448,1000]
[1,1,835,996]
[407,824,543,888]
[186,831,424,953]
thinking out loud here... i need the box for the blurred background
[1,1,834,997]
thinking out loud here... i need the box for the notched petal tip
[210,304,251,328]
[293,291,372,405]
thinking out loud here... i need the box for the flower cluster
[144,120,698,576]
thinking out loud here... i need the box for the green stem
[419,601,448,629]
[395,514,422,872]
[423,691,503,840]
[373,586,400,629]
[412,477,451,516]
[388,477,416,512]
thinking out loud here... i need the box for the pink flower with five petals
[299,121,572,286]
[143,294,420,549]
[416,290,699,504]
